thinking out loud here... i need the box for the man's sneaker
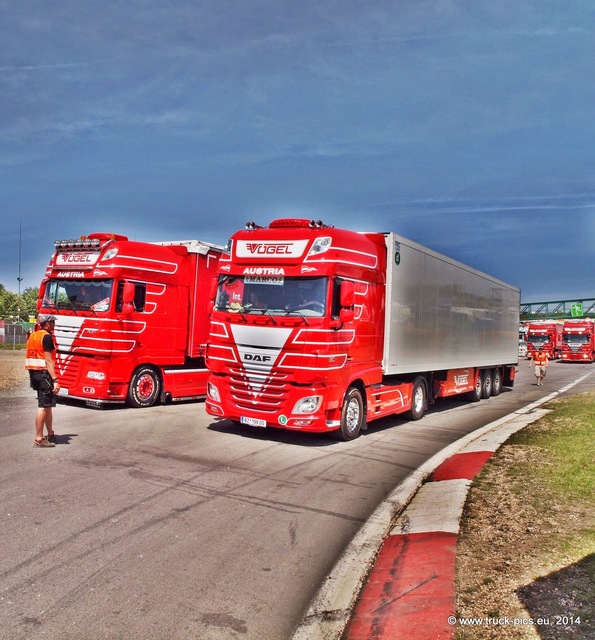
[47,434,57,444]
[34,438,55,448]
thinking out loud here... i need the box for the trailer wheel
[491,368,503,396]
[467,372,482,403]
[481,369,492,399]
[408,376,427,421]
[128,366,161,408]
[336,387,365,441]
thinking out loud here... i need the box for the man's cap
[38,314,57,325]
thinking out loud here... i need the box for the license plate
[240,416,267,428]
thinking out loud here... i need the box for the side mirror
[209,276,218,301]
[339,308,354,323]
[331,281,355,328]
[122,282,135,314]
[37,281,49,311]
[340,281,355,307]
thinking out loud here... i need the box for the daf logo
[243,354,272,363]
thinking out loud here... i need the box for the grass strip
[456,390,595,640]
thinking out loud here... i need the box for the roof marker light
[268,218,334,229]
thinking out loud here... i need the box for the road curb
[292,372,593,640]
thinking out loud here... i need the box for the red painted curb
[431,450,493,482]
[345,531,457,639]
[345,449,498,638]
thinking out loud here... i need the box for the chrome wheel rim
[413,386,424,413]
[345,398,360,433]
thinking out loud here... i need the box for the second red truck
[37,233,222,407]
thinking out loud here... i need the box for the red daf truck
[37,233,222,407]
[525,321,563,359]
[205,218,519,440]
[561,318,595,363]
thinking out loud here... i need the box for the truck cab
[206,219,386,439]
[38,233,222,407]
[561,319,595,363]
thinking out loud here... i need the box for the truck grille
[569,344,581,353]
[228,366,290,413]
[56,354,81,387]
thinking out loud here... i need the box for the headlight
[292,395,322,414]
[307,237,331,256]
[208,382,221,402]
[87,371,106,381]
[104,248,118,260]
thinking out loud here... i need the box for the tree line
[0,284,39,321]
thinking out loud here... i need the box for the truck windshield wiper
[243,304,278,324]
[284,307,310,325]
[58,300,79,315]
[263,309,278,325]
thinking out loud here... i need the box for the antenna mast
[17,219,23,322]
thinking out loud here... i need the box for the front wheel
[408,376,427,420]
[335,387,365,441]
[128,366,161,408]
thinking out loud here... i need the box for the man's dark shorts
[29,370,57,408]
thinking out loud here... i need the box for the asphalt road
[1,360,593,640]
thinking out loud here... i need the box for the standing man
[530,345,548,386]
[25,314,60,447]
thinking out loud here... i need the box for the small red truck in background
[37,233,222,407]
[205,218,519,440]
[525,321,563,359]
[561,318,595,363]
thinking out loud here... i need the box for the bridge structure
[520,298,595,321]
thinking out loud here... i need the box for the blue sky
[1,0,594,302]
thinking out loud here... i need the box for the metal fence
[0,320,35,347]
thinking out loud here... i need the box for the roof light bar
[54,237,102,251]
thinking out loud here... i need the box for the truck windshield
[563,333,590,344]
[44,279,113,313]
[527,335,549,346]
[215,275,328,317]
